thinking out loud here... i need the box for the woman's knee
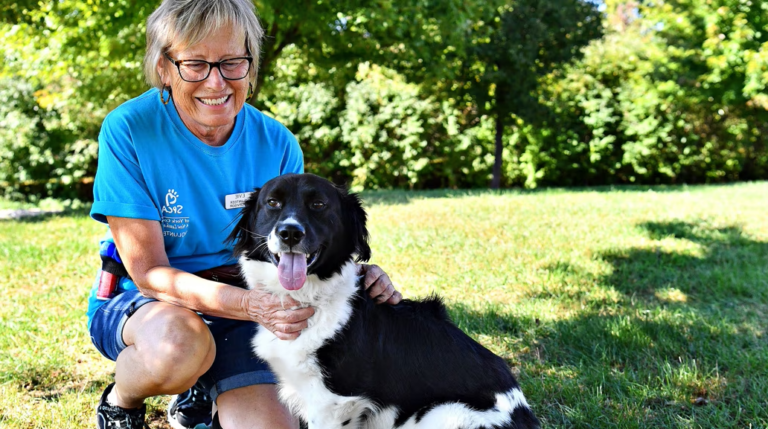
[217,384,298,429]
[123,303,216,384]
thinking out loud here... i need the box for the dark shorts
[89,289,276,403]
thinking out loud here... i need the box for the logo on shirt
[162,189,183,214]
[161,189,188,238]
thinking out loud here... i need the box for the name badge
[225,192,253,210]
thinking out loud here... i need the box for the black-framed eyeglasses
[164,52,253,82]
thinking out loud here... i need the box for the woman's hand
[358,264,402,305]
[242,288,315,340]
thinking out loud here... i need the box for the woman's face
[158,26,251,146]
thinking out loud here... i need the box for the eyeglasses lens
[179,59,250,82]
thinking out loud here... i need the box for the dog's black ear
[341,188,371,263]
[225,188,261,258]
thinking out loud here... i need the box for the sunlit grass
[1,182,767,427]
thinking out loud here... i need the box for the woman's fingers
[359,264,402,305]
[245,288,314,339]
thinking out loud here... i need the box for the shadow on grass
[602,220,768,302]
[446,220,768,427]
[447,301,768,426]
[559,220,766,367]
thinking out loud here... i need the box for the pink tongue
[277,253,307,290]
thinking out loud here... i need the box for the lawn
[1,182,767,428]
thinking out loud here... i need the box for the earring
[160,85,172,105]
[247,82,254,99]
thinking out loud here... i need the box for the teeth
[199,96,228,106]
[275,251,314,260]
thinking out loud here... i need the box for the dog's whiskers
[239,226,269,240]
[253,242,270,253]
[245,240,271,256]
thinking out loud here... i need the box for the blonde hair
[143,0,264,89]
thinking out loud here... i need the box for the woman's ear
[157,56,167,85]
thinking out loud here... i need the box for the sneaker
[96,382,149,429]
[167,382,213,429]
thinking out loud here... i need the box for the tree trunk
[491,112,504,189]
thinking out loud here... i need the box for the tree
[459,0,603,188]
[314,0,603,188]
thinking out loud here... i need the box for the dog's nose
[277,224,305,247]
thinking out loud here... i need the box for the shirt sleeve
[280,130,305,175]
[90,111,161,224]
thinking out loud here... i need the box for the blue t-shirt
[86,88,303,326]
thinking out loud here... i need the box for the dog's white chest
[253,328,327,413]
[246,261,376,427]
[254,327,376,427]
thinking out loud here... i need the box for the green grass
[2,182,767,428]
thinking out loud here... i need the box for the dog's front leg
[305,395,370,429]
[304,406,345,429]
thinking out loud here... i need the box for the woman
[87,1,401,428]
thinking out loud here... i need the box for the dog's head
[227,173,371,290]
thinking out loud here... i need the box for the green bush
[0,79,97,201]
[515,30,768,188]
[262,55,498,190]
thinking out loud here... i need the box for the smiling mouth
[197,95,230,106]
[270,250,321,290]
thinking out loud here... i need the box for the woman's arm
[108,215,314,340]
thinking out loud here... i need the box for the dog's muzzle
[269,222,320,290]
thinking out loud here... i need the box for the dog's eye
[310,201,326,210]
[267,199,282,209]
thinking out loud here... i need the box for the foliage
[503,0,768,188]
[0,0,153,200]
[252,0,471,99]
[438,0,604,188]
[640,0,768,178]
[641,0,768,108]
[262,49,498,189]
[2,0,768,200]
[460,0,603,122]
[262,0,604,190]
[0,78,97,200]
[0,0,477,199]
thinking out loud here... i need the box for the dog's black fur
[315,291,540,428]
[227,173,539,429]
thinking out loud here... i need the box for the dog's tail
[494,389,540,429]
[505,407,540,429]
[408,389,540,429]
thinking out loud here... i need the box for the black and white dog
[227,173,540,429]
